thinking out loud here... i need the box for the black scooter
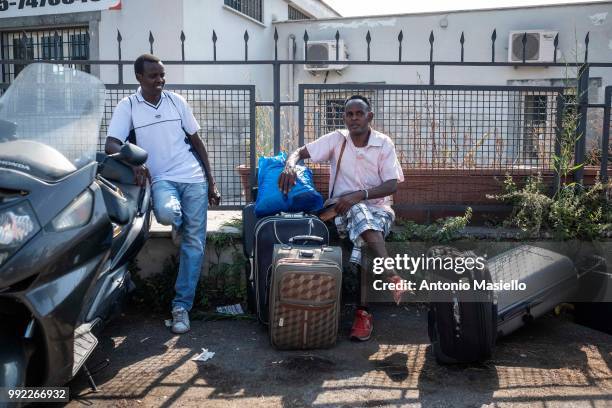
[0,64,151,394]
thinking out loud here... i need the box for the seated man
[278,95,405,341]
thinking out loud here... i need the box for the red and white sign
[0,0,121,19]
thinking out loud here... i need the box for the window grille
[1,27,90,83]
[224,0,263,22]
[288,5,311,20]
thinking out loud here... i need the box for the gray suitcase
[491,245,578,336]
[428,244,578,363]
[269,241,342,350]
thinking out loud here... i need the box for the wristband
[362,189,368,200]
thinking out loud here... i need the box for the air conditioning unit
[304,40,348,71]
[508,30,557,63]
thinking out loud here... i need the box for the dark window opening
[224,0,263,22]
[523,94,548,159]
[288,5,311,20]
[41,36,64,60]
[325,99,345,132]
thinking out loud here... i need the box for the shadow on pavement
[66,303,612,407]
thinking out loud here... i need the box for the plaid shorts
[334,203,394,266]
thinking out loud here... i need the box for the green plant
[256,106,273,158]
[130,256,180,312]
[203,230,246,305]
[221,216,243,234]
[549,182,612,240]
[130,230,248,312]
[487,54,612,240]
[553,102,583,184]
[200,252,247,306]
[488,174,553,237]
[489,173,611,239]
[392,207,472,243]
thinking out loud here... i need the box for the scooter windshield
[0,63,105,177]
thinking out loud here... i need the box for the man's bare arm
[278,146,311,194]
[188,132,221,206]
[334,179,398,215]
[363,179,397,200]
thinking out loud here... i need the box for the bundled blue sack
[255,152,324,217]
[255,152,288,217]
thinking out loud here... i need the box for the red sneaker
[388,274,408,305]
[350,309,373,341]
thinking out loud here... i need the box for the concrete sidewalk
[66,304,612,407]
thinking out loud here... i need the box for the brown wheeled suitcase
[269,238,342,350]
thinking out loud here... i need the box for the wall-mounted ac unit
[508,30,557,63]
[304,40,348,71]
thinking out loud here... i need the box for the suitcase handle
[280,212,305,218]
[299,250,314,258]
[289,235,324,244]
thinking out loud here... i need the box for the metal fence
[0,26,611,214]
[301,84,562,170]
[299,84,565,214]
[602,86,612,182]
[100,85,255,208]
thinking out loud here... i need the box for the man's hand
[208,182,221,206]
[334,191,365,215]
[132,165,150,187]
[278,165,298,195]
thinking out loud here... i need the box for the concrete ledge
[137,210,243,278]
[149,210,242,238]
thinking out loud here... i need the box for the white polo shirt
[106,88,204,184]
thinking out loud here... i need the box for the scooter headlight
[0,201,40,266]
[51,189,93,232]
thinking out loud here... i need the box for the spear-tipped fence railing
[1,27,610,211]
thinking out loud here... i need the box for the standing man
[279,95,405,341]
[105,54,221,334]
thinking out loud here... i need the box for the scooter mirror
[116,142,148,166]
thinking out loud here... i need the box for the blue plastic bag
[288,166,324,213]
[255,152,324,217]
[255,152,289,217]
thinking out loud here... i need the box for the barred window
[1,27,90,83]
[224,0,263,22]
[10,36,33,79]
[288,5,311,20]
[41,36,64,60]
[325,99,345,132]
[523,94,550,159]
[317,91,375,133]
[70,34,90,60]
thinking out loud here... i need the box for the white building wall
[98,0,185,84]
[274,2,612,97]
[97,0,338,97]
[273,2,612,150]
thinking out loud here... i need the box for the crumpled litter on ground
[192,348,215,362]
[216,303,244,315]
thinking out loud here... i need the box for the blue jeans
[152,180,208,311]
